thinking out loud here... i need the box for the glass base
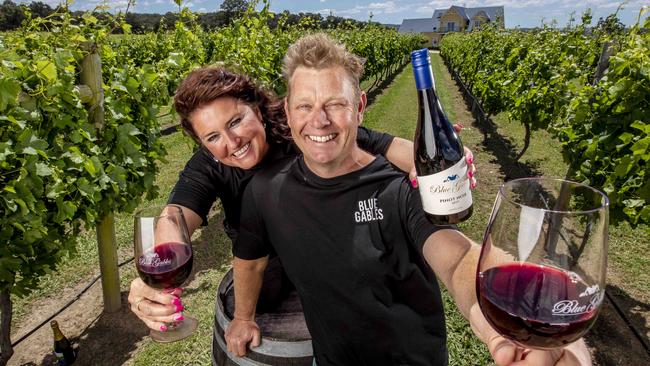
[150,315,198,343]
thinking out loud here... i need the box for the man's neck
[303,147,375,179]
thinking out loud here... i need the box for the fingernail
[410,178,417,188]
[160,324,168,332]
[175,303,184,312]
[172,298,182,307]
[174,314,184,322]
[467,156,474,165]
[471,182,477,189]
[468,170,474,178]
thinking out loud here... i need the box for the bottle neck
[413,64,434,90]
[51,323,65,341]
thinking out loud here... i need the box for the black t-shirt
[167,127,394,240]
[235,155,452,366]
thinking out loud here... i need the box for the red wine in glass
[477,177,608,351]
[134,205,198,343]
[478,262,600,349]
[137,242,193,289]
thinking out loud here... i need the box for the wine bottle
[50,320,76,365]
[411,49,472,224]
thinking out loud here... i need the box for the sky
[16,1,649,28]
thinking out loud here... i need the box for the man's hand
[225,318,262,357]
[469,303,592,365]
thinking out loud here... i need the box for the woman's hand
[128,278,184,332]
[410,123,477,189]
[469,303,592,365]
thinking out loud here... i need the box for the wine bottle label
[417,159,472,215]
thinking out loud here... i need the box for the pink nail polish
[172,298,182,307]
[175,303,184,312]
[174,314,184,322]
[410,179,417,188]
[467,157,474,165]
[468,171,474,178]
[160,324,168,332]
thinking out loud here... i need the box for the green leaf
[618,132,634,145]
[0,78,21,112]
[631,137,649,156]
[35,60,57,82]
[55,199,77,222]
[22,147,38,155]
[623,199,645,208]
[83,158,97,176]
[35,162,53,176]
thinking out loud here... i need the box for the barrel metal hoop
[216,299,313,358]
[214,327,268,366]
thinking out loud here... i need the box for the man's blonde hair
[282,33,365,101]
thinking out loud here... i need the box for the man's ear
[284,97,291,126]
[357,91,367,125]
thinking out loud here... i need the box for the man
[225,33,591,365]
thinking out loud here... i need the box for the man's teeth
[233,142,251,158]
[307,134,336,143]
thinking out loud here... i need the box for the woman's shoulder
[182,147,244,183]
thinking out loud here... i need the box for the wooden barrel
[212,269,313,365]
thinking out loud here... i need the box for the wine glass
[477,177,609,349]
[134,205,198,342]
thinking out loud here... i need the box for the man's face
[285,66,366,175]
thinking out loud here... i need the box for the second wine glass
[134,205,198,343]
[477,177,609,349]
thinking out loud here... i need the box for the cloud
[332,1,410,16]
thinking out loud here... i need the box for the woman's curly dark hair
[173,67,291,145]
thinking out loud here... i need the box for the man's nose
[309,107,330,128]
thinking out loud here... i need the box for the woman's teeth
[233,142,251,158]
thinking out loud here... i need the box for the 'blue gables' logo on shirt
[355,198,384,223]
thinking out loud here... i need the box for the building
[398,5,505,47]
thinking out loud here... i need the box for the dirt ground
[8,280,149,366]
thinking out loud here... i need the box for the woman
[127,67,476,333]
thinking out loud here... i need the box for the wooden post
[79,42,121,313]
[96,214,121,312]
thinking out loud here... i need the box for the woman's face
[190,97,269,170]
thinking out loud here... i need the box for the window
[446,22,455,32]
[474,20,481,28]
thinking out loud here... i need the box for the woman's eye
[206,134,219,143]
[229,118,242,128]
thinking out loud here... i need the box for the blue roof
[398,18,435,33]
